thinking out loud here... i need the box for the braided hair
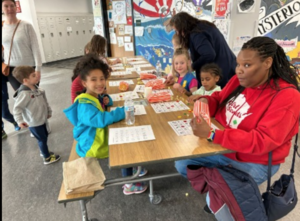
[219,36,299,108]
[169,12,216,49]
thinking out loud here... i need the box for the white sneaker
[30,133,35,138]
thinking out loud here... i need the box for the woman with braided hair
[175,36,300,213]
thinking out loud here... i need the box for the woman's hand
[190,115,211,138]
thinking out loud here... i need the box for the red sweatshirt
[71,76,84,103]
[205,75,300,165]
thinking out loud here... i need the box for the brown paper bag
[63,157,106,195]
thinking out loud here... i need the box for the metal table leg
[148,179,162,205]
[79,200,98,221]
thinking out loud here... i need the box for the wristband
[207,128,216,142]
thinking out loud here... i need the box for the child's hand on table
[164,75,175,86]
[114,58,122,64]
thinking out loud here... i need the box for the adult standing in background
[2,0,42,137]
[2,0,42,89]
[169,12,236,88]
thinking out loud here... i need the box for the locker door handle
[76,31,79,35]
[83,30,85,34]
[41,34,44,38]
[59,32,62,36]
[67,32,70,36]
[51,33,54,37]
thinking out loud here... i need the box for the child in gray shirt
[12,66,60,165]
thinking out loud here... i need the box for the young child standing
[172,48,198,96]
[12,66,60,165]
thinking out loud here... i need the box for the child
[172,48,198,96]
[64,54,124,159]
[171,32,181,50]
[12,66,60,165]
[188,63,222,102]
[65,54,148,195]
[89,34,121,66]
[71,56,113,110]
[71,36,120,103]
[165,33,181,86]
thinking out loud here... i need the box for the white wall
[34,0,92,13]
[228,1,261,54]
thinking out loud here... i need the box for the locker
[73,16,83,56]
[37,16,54,62]
[87,16,95,40]
[46,17,62,61]
[37,13,93,62]
[64,16,76,58]
[81,16,90,48]
[55,17,69,59]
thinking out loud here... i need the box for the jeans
[2,74,16,130]
[29,124,50,158]
[175,154,280,185]
[121,168,133,177]
[2,100,16,130]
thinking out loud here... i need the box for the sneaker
[30,133,35,138]
[13,122,21,131]
[40,151,54,157]
[2,130,7,139]
[133,167,148,177]
[43,154,61,165]
[203,204,212,214]
[123,182,148,195]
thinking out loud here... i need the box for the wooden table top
[107,79,138,94]
[108,56,156,80]
[108,85,231,169]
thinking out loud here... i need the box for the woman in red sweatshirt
[175,36,300,186]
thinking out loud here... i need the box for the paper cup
[144,87,152,98]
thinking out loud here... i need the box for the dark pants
[4,66,21,91]
[2,72,17,130]
[29,124,50,158]
[2,100,16,130]
[121,168,133,177]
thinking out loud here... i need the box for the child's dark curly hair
[200,63,223,82]
[73,53,110,81]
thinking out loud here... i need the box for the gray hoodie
[13,85,52,127]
